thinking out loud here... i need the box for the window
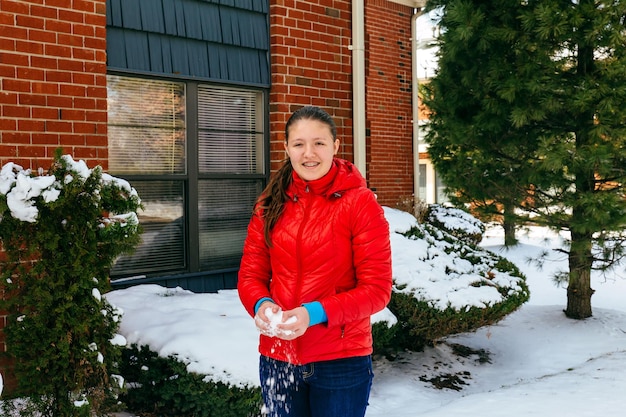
[418,162,448,204]
[107,74,266,280]
[435,170,448,204]
[419,163,428,203]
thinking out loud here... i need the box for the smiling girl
[238,105,392,417]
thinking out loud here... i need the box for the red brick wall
[365,0,415,207]
[0,0,108,171]
[269,0,354,172]
[0,0,108,393]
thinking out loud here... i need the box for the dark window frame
[107,71,269,283]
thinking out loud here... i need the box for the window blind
[197,87,264,174]
[198,179,263,269]
[111,180,186,275]
[108,75,186,175]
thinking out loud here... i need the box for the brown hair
[255,106,337,246]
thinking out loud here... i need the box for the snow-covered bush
[373,207,529,355]
[425,204,485,245]
[0,152,142,416]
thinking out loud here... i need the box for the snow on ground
[3,158,624,415]
[104,212,626,416]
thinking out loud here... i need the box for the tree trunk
[565,231,594,319]
[502,201,517,247]
[565,27,595,319]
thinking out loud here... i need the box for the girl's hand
[254,301,280,336]
[274,306,310,340]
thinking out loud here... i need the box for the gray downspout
[412,6,425,203]
[351,1,366,176]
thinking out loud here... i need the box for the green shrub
[372,319,400,359]
[387,281,528,352]
[119,344,262,417]
[376,207,529,354]
[0,151,142,416]
[425,204,485,245]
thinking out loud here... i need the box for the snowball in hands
[263,307,296,337]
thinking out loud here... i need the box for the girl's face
[285,118,340,182]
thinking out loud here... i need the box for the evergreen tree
[423,0,626,318]
[422,0,542,246]
[0,151,142,416]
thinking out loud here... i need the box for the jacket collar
[288,158,366,200]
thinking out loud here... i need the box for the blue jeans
[259,355,373,417]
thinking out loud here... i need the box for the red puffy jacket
[238,158,392,365]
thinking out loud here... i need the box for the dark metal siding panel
[174,0,187,37]
[162,0,179,35]
[225,46,243,82]
[241,50,256,83]
[138,0,165,33]
[199,4,222,43]
[233,0,253,11]
[169,37,190,75]
[147,34,165,74]
[187,41,210,78]
[106,28,127,69]
[120,0,143,30]
[217,44,230,79]
[206,43,224,79]
[219,0,266,12]
[237,10,262,49]
[256,50,269,85]
[157,36,174,74]
[206,44,221,79]
[107,0,270,86]
[228,47,266,85]
[181,0,204,40]
[251,12,269,50]
[219,6,236,45]
[219,7,269,49]
[253,0,268,13]
[124,31,151,71]
[106,0,122,26]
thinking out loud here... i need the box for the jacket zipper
[294,186,312,355]
[294,185,311,303]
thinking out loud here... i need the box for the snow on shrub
[426,204,485,245]
[0,152,142,417]
[373,207,529,354]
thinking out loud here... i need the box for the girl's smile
[285,119,339,182]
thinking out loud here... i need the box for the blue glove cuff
[254,297,274,315]
[302,301,328,326]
